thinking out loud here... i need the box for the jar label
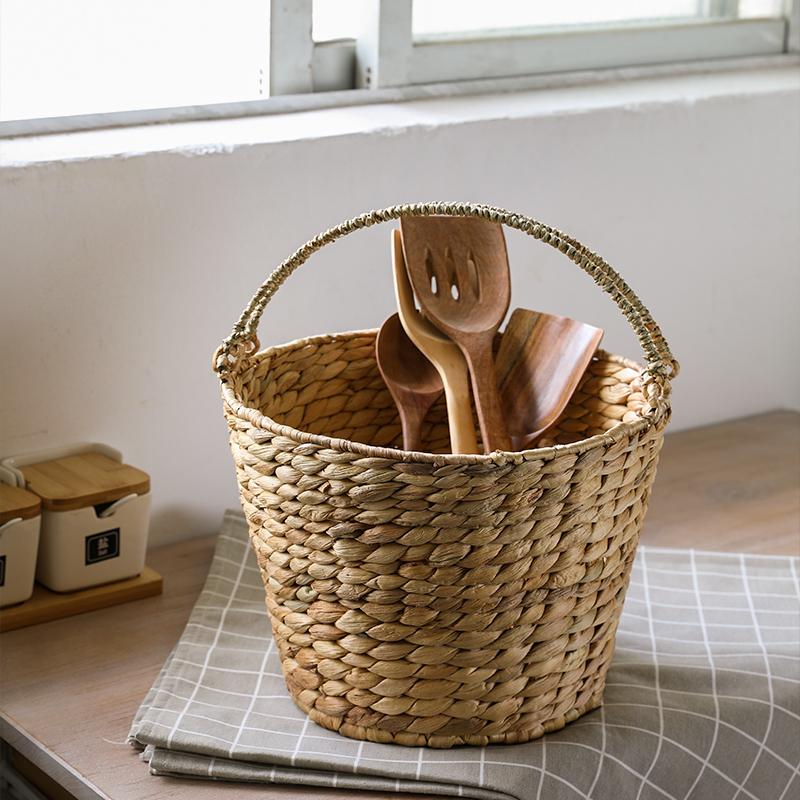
[85,529,120,565]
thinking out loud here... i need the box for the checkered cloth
[129,511,800,800]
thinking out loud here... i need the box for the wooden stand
[0,567,162,632]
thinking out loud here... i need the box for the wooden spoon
[375,313,443,452]
[400,216,511,452]
[390,229,479,454]
[495,308,604,450]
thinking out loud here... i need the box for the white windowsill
[1,55,798,169]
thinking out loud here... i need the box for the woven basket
[214,202,678,748]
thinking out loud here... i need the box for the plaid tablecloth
[129,511,800,799]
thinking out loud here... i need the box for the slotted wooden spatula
[495,308,604,450]
[400,216,511,453]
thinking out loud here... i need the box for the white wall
[2,66,799,545]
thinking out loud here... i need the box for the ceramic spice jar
[21,452,151,592]
[0,484,41,607]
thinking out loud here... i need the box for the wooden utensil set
[376,217,604,454]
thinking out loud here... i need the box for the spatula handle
[393,387,440,453]
[462,335,511,453]
[439,360,479,455]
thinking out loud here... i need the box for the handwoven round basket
[214,202,678,748]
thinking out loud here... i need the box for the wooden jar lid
[0,484,41,526]
[20,453,150,512]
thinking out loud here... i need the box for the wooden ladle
[400,216,511,452]
[390,229,479,454]
[375,313,443,452]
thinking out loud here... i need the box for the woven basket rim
[221,327,660,466]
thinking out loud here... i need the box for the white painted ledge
[0,59,798,168]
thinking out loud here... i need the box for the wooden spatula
[495,308,604,450]
[400,216,511,452]
[376,313,443,452]
[390,229,479,454]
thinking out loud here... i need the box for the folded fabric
[129,510,800,800]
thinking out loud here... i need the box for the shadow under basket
[216,202,678,748]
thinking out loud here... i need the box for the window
[315,0,794,90]
[0,1,270,120]
[0,0,796,135]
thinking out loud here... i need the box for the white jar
[20,452,151,593]
[36,492,151,592]
[0,485,41,607]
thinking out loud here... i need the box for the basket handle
[214,202,679,412]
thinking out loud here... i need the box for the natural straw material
[214,203,678,748]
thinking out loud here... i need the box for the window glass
[313,0,362,42]
[0,0,268,121]
[738,0,786,16]
[412,0,755,38]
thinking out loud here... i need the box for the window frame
[0,0,797,138]
[349,0,791,89]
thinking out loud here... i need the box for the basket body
[223,332,666,747]
[216,203,677,748]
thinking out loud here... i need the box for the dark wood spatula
[400,216,511,453]
[495,308,604,450]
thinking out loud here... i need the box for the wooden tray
[0,567,162,632]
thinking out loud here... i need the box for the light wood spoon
[400,216,511,452]
[390,229,479,454]
[496,308,604,450]
[375,313,443,452]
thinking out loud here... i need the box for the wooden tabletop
[1,411,797,800]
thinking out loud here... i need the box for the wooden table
[1,411,798,800]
